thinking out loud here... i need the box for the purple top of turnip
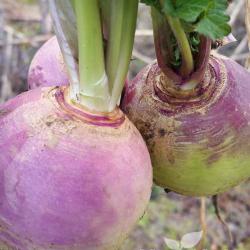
[28,36,69,89]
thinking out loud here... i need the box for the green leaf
[140,0,161,11]
[165,0,230,40]
[140,0,156,4]
[162,0,176,16]
[195,0,231,40]
[161,0,215,23]
[174,0,210,23]
[141,0,231,40]
[189,32,200,52]
[196,16,231,40]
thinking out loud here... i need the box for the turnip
[0,87,151,250]
[122,0,250,196]
[0,1,152,249]
[28,36,69,89]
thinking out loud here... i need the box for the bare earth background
[0,0,250,250]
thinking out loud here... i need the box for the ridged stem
[165,15,194,78]
[108,0,139,111]
[74,0,110,112]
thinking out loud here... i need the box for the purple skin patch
[0,87,152,250]
[28,36,69,89]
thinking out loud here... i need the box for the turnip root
[122,55,250,196]
[0,87,152,250]
[28,36,69,89]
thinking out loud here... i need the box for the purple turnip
[28,36,69,89]
[0,86,152,249]
[0,1,152,249]
[122,1,250,196]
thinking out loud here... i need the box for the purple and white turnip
[0,87,152,249]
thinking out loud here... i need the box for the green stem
[106,0,125,91]
[70,0,75,10]
[99,0,111,39]
[165,15,194,78]
[151,7,182,82]
[74,0,110,112]
[109,0,139,111]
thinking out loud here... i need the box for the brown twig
[196,197,207,250]
[39,0,52,34]
[212,195,233,248]
[0,33,52,47]
[3,25,52,47]
[230,35,248,59]
[232,52,250,60]
[245,57,250,68]
[229,0,245,26]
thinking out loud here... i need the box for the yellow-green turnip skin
[122,55,250,196]
[28,36,69,89]
[0,87,152,249]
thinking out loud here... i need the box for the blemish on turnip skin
[0,109,12,118]
[206,154,221,165]
[45,121,53,127]
[135,120,155,141]
[158,128,166,137]
[28,67,47,88]
[139,210,146,220]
